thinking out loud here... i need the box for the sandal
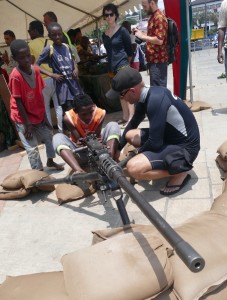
[160,174,191,196]
[217,73,226,79]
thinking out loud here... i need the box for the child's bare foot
[47,159,64,170]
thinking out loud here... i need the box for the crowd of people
[0,0,202,196]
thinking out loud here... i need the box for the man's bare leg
[125,129,141,147]
[127,153,189,194]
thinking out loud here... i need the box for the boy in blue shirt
[36,22,83,113]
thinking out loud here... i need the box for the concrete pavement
[0,48,226,283]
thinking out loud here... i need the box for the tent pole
[96,21,101,56]
[186,0,193,102]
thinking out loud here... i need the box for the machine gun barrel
[98,153,205,273]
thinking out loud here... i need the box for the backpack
[166,17,179,64]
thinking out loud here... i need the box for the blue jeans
[43,77,63,132]
[147,62,168,87]
[15,121,55,170]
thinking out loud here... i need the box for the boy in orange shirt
[53,93,120,173]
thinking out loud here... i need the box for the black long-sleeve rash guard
[119,86,200,157]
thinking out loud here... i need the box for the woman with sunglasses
[102,3,134,128]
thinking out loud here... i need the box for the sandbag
[201,280,227,299]
[0,186,31,200]
[210,172,227,217]
[55,183,96,205]
[92,223,158,245]
[170,211,227,300]
[184,100,211,112]
[215,155,227,172]
[1,169,55,192]
[217,140,227,161]
[92,211,227,300]
[1,169,33,189]
[152,288,177,300]
[0,271,69,300]
[61,232,173,300]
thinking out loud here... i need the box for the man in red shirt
[133,0,168,87]
[9,39,63,171]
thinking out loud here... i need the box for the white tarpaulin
[0,0,140,46]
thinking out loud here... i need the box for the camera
[135,37,143,44]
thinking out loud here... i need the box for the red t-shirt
[146,9,168,64]
[9,66,45,124]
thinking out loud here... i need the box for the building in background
[191,0,222,37]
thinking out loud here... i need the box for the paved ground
[0,48,227,283]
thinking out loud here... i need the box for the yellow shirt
[28,37,53,79]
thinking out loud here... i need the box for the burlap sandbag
[151,288,177,300]
[92,223,158,245]
[215,155,227,172]
[200,280,227,299]
[0,271,69,300]
[210,177,227,218]
[55,183,96,205]
[1,169,55,192]
[211,191,227,216]
[169,211,227,300]
[92,211,227,300]
[184,100,211,112]
[217,140,227,161]
[1,169,33,189]
[61,232,173,300]
[222,179,227,193]
[0,186,31,200]
[21,171,55,192]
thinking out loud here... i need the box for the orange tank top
[66,106,106,143]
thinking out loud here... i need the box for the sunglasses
[120,89,130,97]
[104,13,114,18]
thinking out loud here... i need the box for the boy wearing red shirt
[9,39,63,171]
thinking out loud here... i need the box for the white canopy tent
[0,0,140,46]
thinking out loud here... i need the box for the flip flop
[160,174,191,196]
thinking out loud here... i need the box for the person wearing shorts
[106,67,200,196]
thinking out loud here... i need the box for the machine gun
[34,134,205,273]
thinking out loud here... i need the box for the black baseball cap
[106,66,142,100]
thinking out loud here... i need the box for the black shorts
[140,129,195,175]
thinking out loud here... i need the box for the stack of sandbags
[0,169,55,200]
[92,207,227,299]
[2,177,227,299]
